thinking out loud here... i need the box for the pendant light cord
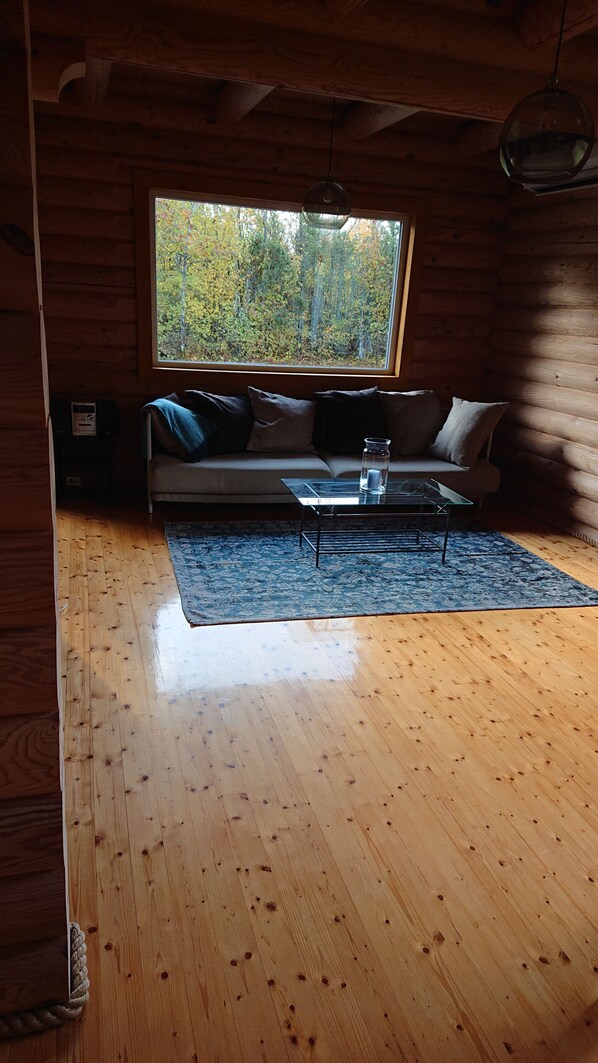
[550,0,569,86]
[326,97,336,181]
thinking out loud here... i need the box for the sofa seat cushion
[151,451,333,497]
[322,453,500,497]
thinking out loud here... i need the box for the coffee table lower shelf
[300,521,451,566]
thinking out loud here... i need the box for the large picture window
[151,194,411,374]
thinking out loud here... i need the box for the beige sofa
[145,413,500,512]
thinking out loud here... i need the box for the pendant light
[302,97,351,230]
[499,0,594,185]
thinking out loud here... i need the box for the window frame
[135,170,426,388]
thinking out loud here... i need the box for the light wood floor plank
[2,500,597,1063]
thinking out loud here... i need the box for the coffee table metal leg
[442,507,451,563]
[316,513,322,567]
[299,509,304,547]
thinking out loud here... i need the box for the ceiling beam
[28,1,598,120]
[33,0,595,82]
[211,81,275,122]
[342,103,419,139]
[517,0,598,49]
[75,57,112,105]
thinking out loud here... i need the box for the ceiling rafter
[75,56,112,105]
[211,81,275,122]
[342,102,419,139]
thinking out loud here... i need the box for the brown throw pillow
[379,390,443,456]
[246,387,316,452]
[429,397,508,468]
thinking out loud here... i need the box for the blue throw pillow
[144,398,215,462]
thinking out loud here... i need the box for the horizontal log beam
[503,226,598,257]
[487,376,598,422]
[497,306,598,336]
[0,429,54,532]
[496,443,598,504]
[507,197,598,233]
[0,870,67,946]
[33,99,496,170]
[496,423,598,477]
[497,281,598,310]
[499,254,598,286]
[501,468,598,538]
[0,627,60,716]
[33,124,508,194]
[0,935,69,1014]
[0,532,57,630]
[27,2,598,122]
[0,713,61,799]
[491,330,598,366]
[0,794,65,877]
[503,402,598,449]
[0,312,48,429]
[30,0,598,83]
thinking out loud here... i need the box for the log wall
[488,188,598,546]
[33,82,508,490]
[0,0,70,1015]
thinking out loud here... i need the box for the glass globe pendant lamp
[302,98,351,230]
[499,0,594,185]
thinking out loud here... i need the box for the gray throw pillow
[246,387,316,452]
[429,397,508,468]
[379,390,443,456]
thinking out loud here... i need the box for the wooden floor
[2,499,598,1063]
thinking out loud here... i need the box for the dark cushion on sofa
[184,391,253,455]
[314,387,386,454]
[246,387,316,452]
[379,390,444,456]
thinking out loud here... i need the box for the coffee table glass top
[282,477,474,509]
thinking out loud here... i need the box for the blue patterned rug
[164,519,598,626]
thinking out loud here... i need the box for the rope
[0,923,89,1040]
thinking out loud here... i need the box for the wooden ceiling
[28,0,598,165]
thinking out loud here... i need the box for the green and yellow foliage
[155,198,402,370]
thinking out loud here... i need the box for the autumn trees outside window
[152,195,410,374]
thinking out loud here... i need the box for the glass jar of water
[360,437,391,493]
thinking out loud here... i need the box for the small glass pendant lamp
[302,97,351,230]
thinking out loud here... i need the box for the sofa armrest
[145,410,154,513]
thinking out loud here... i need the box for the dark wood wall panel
[34,91,507,490]
[487,187,598,545]
[0,936,69,1015]
[0,4,70,1015]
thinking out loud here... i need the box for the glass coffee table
[282,478,474,567]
